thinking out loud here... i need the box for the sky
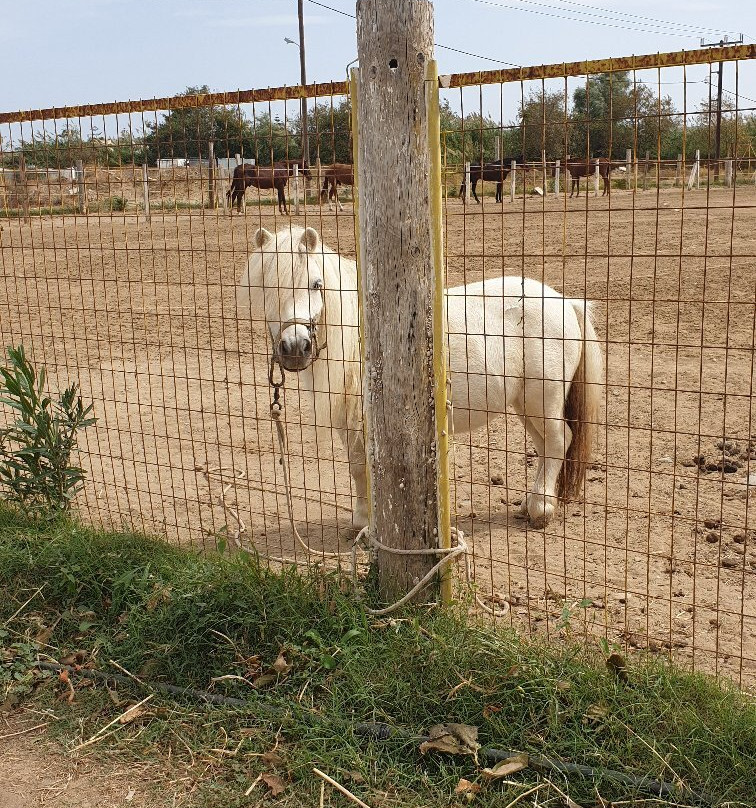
[2,0,755,128]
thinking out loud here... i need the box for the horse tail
[321,175,330,202]
[558,300,603,502]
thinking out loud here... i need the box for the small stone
[616,592,630,604]
[659,456,674,464]
[709,618,720,628]
[490,473,504,486]
[703,518,720,529]
[681,458,697,468]
[748,473,756,487]
[732,544,745,555]
[705,532,720,543]
[677,482,687,490]
[721,557,740,569]
[732,533,746,544]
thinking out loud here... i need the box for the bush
[0,346,96,517]
[107,195,128,212]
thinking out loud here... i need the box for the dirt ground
[0,182,754,686]
[0,715,175,808]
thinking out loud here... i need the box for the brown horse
[227,159,309,214]
[460,158,523,204]
[320,163,354,211]
[558,158,615,197]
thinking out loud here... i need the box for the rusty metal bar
[441,43,756,88]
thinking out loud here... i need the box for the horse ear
[253,228,274,249]
[299,227,320,253]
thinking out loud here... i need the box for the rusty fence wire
[0,44,754,686]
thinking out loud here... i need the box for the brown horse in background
[227,159,309,214]
[559,158,615,197]
[320,163,354,211]
[460,158,523,204]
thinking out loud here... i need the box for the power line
[473,0,745,39]
[466,0,741,39]
[307,1,520,66]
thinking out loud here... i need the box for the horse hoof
[527,499,555,529]
[351,501,369,530]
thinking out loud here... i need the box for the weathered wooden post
[554,158,560,196]
[542,149,547,195]
[626,148,632,190]
[76,159,87,215]
[725,158,733,188]
[293,163,300,215]
[141,163,150,222]
[593,158,600,196]
[208,141,216,209]
[463,161,470,204]
[674,153,682,187]
[643,150,649,191]
[18,154,30,223]
[494,135,501,161]
[510,158,516,202]
[356,0,449,603]
[315,156,322,207]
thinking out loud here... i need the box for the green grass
[0,505,753,808]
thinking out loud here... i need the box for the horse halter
[268,295,328,389]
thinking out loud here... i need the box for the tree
[141,86,256,164]
[518,89,570,161]
[307,98,352,164]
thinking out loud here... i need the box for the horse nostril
[301,338,311,355]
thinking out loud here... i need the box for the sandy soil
[0,183,753,685]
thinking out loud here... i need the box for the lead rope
[270,358,506,617]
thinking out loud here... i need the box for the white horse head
[238,225,329,373]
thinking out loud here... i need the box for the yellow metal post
[350,67,372,529]
[426,59,452,605]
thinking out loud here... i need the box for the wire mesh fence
[0,45,753,685]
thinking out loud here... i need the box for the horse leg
[472,179,481,204]
[347,430,368,529]
[336,183,344,212]
[496,181,503,203]
[516,415,545,517]
[278,185,288,215]
[459,180,466,204]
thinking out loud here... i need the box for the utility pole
[700,34,743,181]
[297,0,309,167]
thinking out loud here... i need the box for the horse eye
[311,279,323,291]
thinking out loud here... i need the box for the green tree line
[5,76,755,169]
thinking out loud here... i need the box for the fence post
[293,163,300,215]
[554,158,560,196]
[494,136,501,162]
[643,150,649,191]
[594,158,600,196]
[626,148,632,190]
[725,158,733,188]
[675,153,682,187]
[542,149,547,195]
[142,163,150,222]
[76,159,87,215]
[315,157,322,207]
[356,0,442,603]
[688,149,700,190]
[510,159,516,202]
[208,141,216,209]
[18,154,30,223]
[463,161,470,204]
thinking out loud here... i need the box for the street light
[283,3,309,170]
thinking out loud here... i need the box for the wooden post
[687,150,700,191]
[76,159,87,215]
[315,157,322,207]
[554,158,560,196]
[208,141,216,209]
[494,136,501,161]
[594,158,600,196]
[643,150,649,191]
[142,163,150,222]
[674,153,682,187]
[293,163,300,215]
[18,154,30,223]
[510,159,516,202]
[356,0,441,603]
[725,158,733,188]
[626,148,632,190]
[541,149,547,195]
[463,161,470,204]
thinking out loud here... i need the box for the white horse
[237,225,603,529]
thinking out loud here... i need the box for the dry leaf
[606,653,629,683]
[419,723,480,758]
[261,773,286,797]
[455,778,481,794]
[482,752,529,780]
[119,704,146,724]
[483,704,502,718]
[584,704,609,722]
[272,654,292,675]
[252,673,277,689]
[261,750,284,767]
